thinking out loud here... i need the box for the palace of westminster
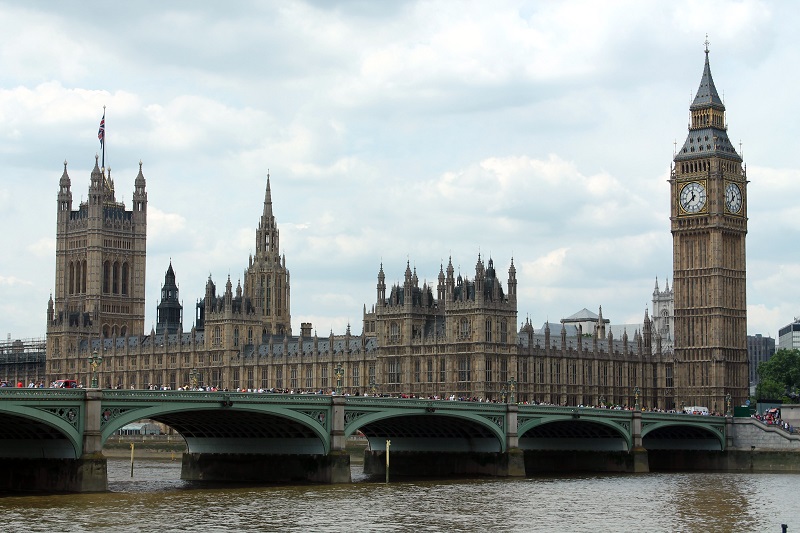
[39,48,750,412]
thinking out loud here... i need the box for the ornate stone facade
[43,48,747,412]
[670,44,749,411]
[46,157,147,380]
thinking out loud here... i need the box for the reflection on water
[0,458,796,533]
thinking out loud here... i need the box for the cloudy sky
[1,1,798,341]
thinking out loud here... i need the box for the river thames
[0,457,797,532]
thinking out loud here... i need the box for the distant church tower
[671,41,748,411]
[47,156,147,379]
[156,262,182,335]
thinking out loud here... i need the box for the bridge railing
[0,388,85,399]
[344,396,507,413]
[100,389,334,404]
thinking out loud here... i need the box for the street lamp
[634,386,641,410]
[500,387,507,403]
[189,368,199,390]
[334,362,344,395]
[369,377,377,396]
[725,393,732,417]
[507,377,517,404]
[88,349,103,389]
[599,395,605,408]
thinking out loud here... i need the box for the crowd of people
[752,408,796,433]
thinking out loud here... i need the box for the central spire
[263,172,273,218]
[255,173,279,259]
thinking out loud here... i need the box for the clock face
[725,182,743,214]
[679,181,707,214]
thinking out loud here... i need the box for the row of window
[385,356,675,390]
[102,260,130,295]
[387,318,510,343]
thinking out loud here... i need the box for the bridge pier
[631,410,650,473]
[363,449,524,479]
[181,451,350,484]
[0,456,107,493]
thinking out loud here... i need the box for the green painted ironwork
[0,390,729,459]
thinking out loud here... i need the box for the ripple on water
[0,459,797,533]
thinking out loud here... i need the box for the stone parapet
[730,418,800,450]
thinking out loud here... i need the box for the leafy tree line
[756,348,800,402]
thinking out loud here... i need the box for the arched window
[247,327,253,345]
[121,262,129,295]
[103,261,111,293]
[68,262,75,295]
[460,318,470,338]
[234,327,239,346]
[113,261,120,294]
[74,261,81,294]
[485,320,492,342]
[390,322,400,342]
[82,259,87,293]
[213,326,221,346]
[500,320,508,343]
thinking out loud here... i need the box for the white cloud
[0,1,796,340]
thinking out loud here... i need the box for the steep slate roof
[674,48,742,163]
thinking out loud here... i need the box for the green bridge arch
[342,400,508,452]
[0,390,85,459]
[517,412,633,451]
[98,391,334,454]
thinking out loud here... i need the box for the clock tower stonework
[671,43,748,412]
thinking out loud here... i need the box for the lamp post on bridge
[369,377,378,397]
[725,393,732,417]
[599,395,605,408]
[189,368,199,390]
[88,350,103,389]
[334,362,344,395]
[634,386,640,410]
[507,377,517,404]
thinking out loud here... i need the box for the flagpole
[102,105,106,169]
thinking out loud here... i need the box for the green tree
[756,348,800,402]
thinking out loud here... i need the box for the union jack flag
[98,114,105,146]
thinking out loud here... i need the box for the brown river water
[0,457,797,532]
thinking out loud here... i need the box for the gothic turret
[57,161,72,219]
[133,161,147,216]
[156,262,182,335]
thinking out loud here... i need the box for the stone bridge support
[630,410,649,473]
[504,404,526,477]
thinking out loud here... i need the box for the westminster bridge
[0,388,757,492]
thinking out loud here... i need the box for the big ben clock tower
[671,40,748,412]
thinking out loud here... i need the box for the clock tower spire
[670,40,748,412]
